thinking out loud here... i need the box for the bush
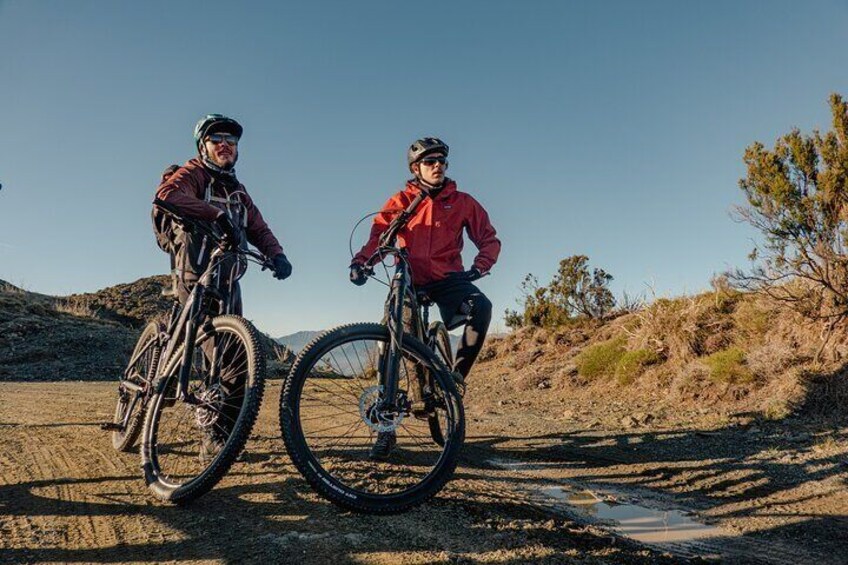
[509,256,616,328]
[575,337,626,380]
[733,93,848,331]
[614,348,662,386]
[703,347,754,384]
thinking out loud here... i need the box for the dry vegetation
[476,281,848,422]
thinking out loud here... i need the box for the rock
[621,415,639,428]
[537,379,551,389]
[632,412,654,425]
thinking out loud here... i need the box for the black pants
[418,279,493,379]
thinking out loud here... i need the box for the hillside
[0,279,150,381]
[469,285,848,427]
[0,276,291,381]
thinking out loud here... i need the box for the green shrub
[576,337,626,380]
[508,256,616,328]
[614,349,662,386]
[703,347,754,384]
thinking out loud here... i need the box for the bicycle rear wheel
[426,321,454,447]
[141,315,265,503]
[280,322,464,514]
[112,322,160,452]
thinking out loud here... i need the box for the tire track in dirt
[2,388,170,558]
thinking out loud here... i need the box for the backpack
[151,164,181,254]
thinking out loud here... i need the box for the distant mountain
[277,327,462,376]
[276,330,322,353]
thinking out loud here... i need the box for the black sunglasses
[420,156,447,166]
[206,133,239,145]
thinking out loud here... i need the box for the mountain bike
[107,199,273,503]
[279,190,465,514]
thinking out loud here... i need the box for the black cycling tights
[454,293,493,378]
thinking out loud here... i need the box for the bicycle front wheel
[141,315,265,503]
[112,321,160,452]
[280,322,465,514]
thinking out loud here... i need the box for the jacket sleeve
[352,193,405,266]
[243,191,284,258]
[465,195,501,275]
[154,165,221,222]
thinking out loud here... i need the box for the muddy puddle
[542,486,723,545]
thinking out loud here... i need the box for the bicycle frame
[157,244,260,402]
[147,199,272,403]
[381,248,413,409]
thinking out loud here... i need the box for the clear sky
[2,1,848,337]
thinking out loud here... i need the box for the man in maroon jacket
[155,114,291,461]
[156,114,291,313]
[350,137,501,458]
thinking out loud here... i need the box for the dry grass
[53,298,100,319]
[491,281,848,419]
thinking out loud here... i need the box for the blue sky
[2,1,848,336]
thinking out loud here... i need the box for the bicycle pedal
[100,422,122,431]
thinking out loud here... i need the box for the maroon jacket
[354,180,501,286]
[155,158,283,258]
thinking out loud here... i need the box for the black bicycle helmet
[407,137,449,171]
[193,114,243,151]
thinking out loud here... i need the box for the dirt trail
[1,382,846,564]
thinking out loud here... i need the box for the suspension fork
[175,285,206,400]
[380,268,408,409]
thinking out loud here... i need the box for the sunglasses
[206,133,239,146]
[420,156,447,166]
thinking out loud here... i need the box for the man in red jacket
[156,114,292,312]
[350,137,501,458]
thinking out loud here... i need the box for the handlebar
[377,189,426,249]
[152,199,274,271]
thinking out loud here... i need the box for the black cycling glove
[349,263,369,286]
[215,213,239,247]
[446,267,482,282]
[273,253,293,280]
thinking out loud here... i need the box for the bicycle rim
[142,315,264,501]
[282,323,464,512]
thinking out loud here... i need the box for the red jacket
[155,158,284,258]
[354,180,501,286]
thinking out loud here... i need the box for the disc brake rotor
[194,383,224,428]
[359,385,405,433]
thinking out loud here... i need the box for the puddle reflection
[542,487,724,544]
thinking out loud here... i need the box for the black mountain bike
[279,190,465,514]
[107,199,273,503]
